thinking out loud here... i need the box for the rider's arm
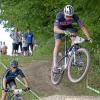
[2,69,10,90]
[54,26,64,34]
[2,79,7,90]
[19,69,29,88]
[81,25,91,39]
[74,14,92,40]
[22,77,29,88]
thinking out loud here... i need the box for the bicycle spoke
[68,48,90,83]
[71,52,87,78]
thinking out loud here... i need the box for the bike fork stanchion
[86,74,100,94]
[64,36,67,68]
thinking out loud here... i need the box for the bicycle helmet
[64,5,74,16]
[10,60,18,68]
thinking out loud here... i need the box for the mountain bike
[51,33,90,85]
[7,88,29,100]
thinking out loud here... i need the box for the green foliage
[0,0,100,51]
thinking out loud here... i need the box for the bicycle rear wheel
[51,53,65,85]
[68,48,90,83]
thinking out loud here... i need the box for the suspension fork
[73,49,76,64]
[64,36,68,67]
[73,44,80,65]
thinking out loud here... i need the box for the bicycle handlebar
[5,88,30,94]
[64,31,92,43]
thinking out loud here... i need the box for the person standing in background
[10,28,18,56]
[0,41,2,55]
[22,34,28,56]
[2,42,8,55]
[17,31,22,54]
[26,28,34,56]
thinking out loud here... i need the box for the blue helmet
[10,60,18,68]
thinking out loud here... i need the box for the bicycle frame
[58,36,80,70]
[64,36,68,69]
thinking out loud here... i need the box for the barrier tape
[86,74,100,94]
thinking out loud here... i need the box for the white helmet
[64,5,74,16]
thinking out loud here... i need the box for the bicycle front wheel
[68,48,90,83]
[51,54,65,85]
[14,95,23,100]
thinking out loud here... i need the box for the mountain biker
[53,5,92,72]
[1,60,30,100]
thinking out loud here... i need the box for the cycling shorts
[2,79,16,90]
[54,28,77,40]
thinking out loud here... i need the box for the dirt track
[21,60,77,97]
[21,60,100,100]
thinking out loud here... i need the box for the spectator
[0,41,2,55]
[33,40,39,51]
[17,31,22,53]
[22,34,28,56]
[26,28,34,56]
[10,28,18,56]
[2,42,8,55]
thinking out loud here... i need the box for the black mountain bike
[51,33,90,85]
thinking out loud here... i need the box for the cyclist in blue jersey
[26,28,34,55]
[53,5,92,72]
[1,60,30,100]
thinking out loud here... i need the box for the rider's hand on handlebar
[88,38,93,43]
[24,87,30,92]
[3,88,9,92]
[64,30,71,36]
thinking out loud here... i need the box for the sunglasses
[12,66,17,68]
[65,16,72,18]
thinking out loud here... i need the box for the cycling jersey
[54,11,84,30]
[3,68,25,83]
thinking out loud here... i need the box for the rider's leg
[9,80,17,99]
[1,81,7,100]
[53,39,62,67]
[9,80,17,90]
[53,33,64,69]
[1,90,7,100]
